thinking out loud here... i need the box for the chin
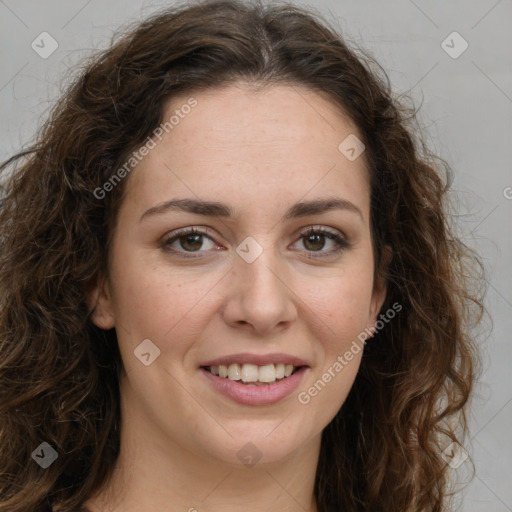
[195,421,314,468]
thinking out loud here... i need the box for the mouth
[201,363,304,386]
[199,363,309,406]
[198,353,310,405]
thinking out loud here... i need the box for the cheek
[109,255,223,354]
[293,260,374,406]
[294,272,370,423]
[297,265,375,340]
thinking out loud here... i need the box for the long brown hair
[0,1,485,510]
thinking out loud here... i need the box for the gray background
[1,0,510,510]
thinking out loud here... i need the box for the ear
[85,274,115,330]
[368,245,393,327]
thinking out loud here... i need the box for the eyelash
[161,226,350,260]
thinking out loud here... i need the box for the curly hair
[0,0,485,511]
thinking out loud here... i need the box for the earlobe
[85,274,115,330]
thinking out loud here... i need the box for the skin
[84,82,387,512]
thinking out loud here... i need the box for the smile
[203,363,300,385]
[200,365,308,406]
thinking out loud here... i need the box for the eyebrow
[139,197,363,223]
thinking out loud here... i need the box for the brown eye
[162,228,218,257]
[177,233,204,252]
[294,227,350,258]
[303,232,327,251]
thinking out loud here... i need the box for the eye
[161,226,350,260]
[161,227,220,258]
[292,226,350,258]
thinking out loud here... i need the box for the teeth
[206,363,300,384]
[241,364,259,382]
[258,364,276,382]
[228,364,242,381]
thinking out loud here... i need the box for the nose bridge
[223,235,296,333]
[240,247,281,296]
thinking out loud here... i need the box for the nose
[221,247,297,336]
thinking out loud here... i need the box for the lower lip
[200,367,308,406]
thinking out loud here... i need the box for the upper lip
[200,352,309,368]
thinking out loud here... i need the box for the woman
[0,1,484,511]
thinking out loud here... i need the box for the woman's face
[90,83,386,468]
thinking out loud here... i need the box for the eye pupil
[304,233,325,251]
[181,234,202,251]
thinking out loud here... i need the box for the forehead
[123,83,370,220]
